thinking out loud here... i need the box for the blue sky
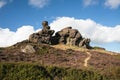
[0,0,120,53]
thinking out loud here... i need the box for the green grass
[0,62,112,80]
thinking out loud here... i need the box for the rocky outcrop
[79,38,91,49]
[29,21,92,49]
[53,27,91,49]
[29,21,54,44]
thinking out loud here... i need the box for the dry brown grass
[52,44,120,69]
[52,44,88,52]
[91,49,118,55]
[52,44,118,56]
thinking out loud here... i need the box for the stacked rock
[29,21,54,44]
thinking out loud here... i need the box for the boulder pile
[29,21,92,49]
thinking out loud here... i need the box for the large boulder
[21,45,36,53]
[54,27,82,46]
[54,27,91,48]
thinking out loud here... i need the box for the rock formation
[53,27,91,49]
[29,21,92,49]
[29,21,54,44]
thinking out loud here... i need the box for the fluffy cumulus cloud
[0,0,12,8]
[83,0,98,6]
[29,0,50,8]
[83,0,120,9]
[0,26,35,47]
[105,0,120,9]
[50,17,120,44]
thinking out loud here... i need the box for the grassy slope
[0,41,120,80]
[0,62,109,80]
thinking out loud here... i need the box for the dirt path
[84,52,91,67]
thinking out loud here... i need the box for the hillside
[0,40,120,80]
[0,21,120,80]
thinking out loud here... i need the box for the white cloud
[50,17,120,44]
[0,0,7,8]
[83,0,98,6]
[29,0,50,8]
[0,26,35,47]
[0,0,12,8]
[83,0,120,9]
[105,0,120,9]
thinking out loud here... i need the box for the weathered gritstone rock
[21,45,36,53]
[28,21,92,49]
[29,21,54,44]
[54,27,91,49]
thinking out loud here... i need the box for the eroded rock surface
[29,21,92,49]
[29,21,54,44]
[53,27,91,48]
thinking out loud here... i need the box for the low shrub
[1,62,118,80]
